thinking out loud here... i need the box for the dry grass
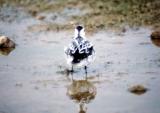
[0,0,160,31]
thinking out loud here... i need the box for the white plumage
[64,26,95,69]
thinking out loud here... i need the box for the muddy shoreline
[0,2,160,113]
[1,0,160,32]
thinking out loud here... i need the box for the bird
[64,25,95,75]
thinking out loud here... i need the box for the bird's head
[76,25,83,31]
[74,25,85,39]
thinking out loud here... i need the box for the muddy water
[0,6,160,113]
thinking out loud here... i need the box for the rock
[128,85,148,95]
[151,38,160,47]
[0,35,16,48]
[36,15,45,20]
[151,30,160,39]
[0,48,15,55]
[15,83,23,87]
[150,30,160,47]
[28,10,38,17]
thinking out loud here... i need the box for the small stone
[36,15,45,20]
[151,38,160,47]
[34,86,39,90]
[122,27,126,33]
[151,30,160,39]
[15,83,23,87]
[0,35,16,48]
[128,85,148,95]
[0,48,14,55]
[69,21,76,25]
[28,10,38,17]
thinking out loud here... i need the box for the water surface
[0,6,160,113]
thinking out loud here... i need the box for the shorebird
[64,25,95,74]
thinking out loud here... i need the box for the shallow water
[0,6,160,113]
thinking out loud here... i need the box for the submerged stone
[0,35,16,48]
[151,38,160,47]
[0,48,15,55]
[36,15,45,20]
[128,85,148,95]
[150,30,160,47]
[151,30,160,39]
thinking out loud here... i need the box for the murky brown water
[0,6,160,113]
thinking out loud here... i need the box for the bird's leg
[71,65,73,72]
[71,70,73,82]
[66,65,73,76]
[84,66,87,80]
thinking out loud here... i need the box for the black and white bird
[64,25,95,74]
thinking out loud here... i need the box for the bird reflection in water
[67,76,97,113]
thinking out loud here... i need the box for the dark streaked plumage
[65,25,95,71]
